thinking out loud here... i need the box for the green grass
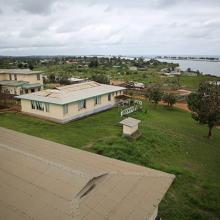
[179,74,220,90]
[0,104,220,219]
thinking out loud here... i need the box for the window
[31,101,36,109]
[31,89,35,93]
[108,93,111,101]
[63,104,68,114]
[36,101,44,111]
[38,88,41,91]
[78,100,86,110]
[45,103,49,112]
[37,74,40,80]
[9,74,12,80]
[94,96,101,105]
[25,89,28,94]
[14,74,17,80]
[31,101,48,112]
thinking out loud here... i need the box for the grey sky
[0,0,220,56]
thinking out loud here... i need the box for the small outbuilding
[120,117,141,136]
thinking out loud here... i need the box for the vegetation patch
[0,103,219,219]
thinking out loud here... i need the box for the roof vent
[76,173,108,199]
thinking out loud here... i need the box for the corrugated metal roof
[0,80,28,87]
[0,127,175,220]
[21,83,42,89]
[16,81,126,105]
[0,69,43,75]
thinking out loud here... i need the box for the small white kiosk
[120,117,141,136]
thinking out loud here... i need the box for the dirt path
[131,94,191,112]
[160,101,191,112]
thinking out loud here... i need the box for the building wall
[123,125,138,136]
[0,73,43,84]
[20,91,123,123]
[1,86,21,95]
[25,87,41,93]
[1,86,41,95]
[16,74,43,84]
[21,99,63,121]
[0,73,8,80]
[62,93,118,121]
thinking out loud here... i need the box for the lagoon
[157,59,220,76]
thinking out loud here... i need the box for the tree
[89,59,98,68]
[59,76,71,85]
[48,73,56,83]
[17,63,23,69]
[145,87,163,105]
[91,74,109,84]
[163,93,177,107]
[175,74,181,88]
[28,64,34,70]
[187,81,220,138]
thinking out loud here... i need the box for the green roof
[0,80,27,87]
[21,83,42,89]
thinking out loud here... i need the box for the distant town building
[0,69,43,95]
[69,77,87,84]
[17,81,126,123]
[160,67,181,76]
[129,66,138,71]
[208,80,220,86]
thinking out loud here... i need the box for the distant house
[161,67,181,76]
[0,69,43,95]
[65,60,78,64]
[209,80,220,86]
[16,81,126,123]
[126,81,145,89]
[69,77,87,84]
[129,66,138,71]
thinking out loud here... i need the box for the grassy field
[0,104,220,220]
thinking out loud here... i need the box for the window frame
[37,74,40,80]
[78,100,86,110]
[45,103,50,112]
[63,104,68,115]
[94,96,101,105]
[35,101,44,111]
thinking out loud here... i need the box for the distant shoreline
[156,58,220,63]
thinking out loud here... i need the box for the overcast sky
[0,0,220,56]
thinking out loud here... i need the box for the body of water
[157,59,220,76]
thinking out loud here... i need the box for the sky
[0,0,220,56]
